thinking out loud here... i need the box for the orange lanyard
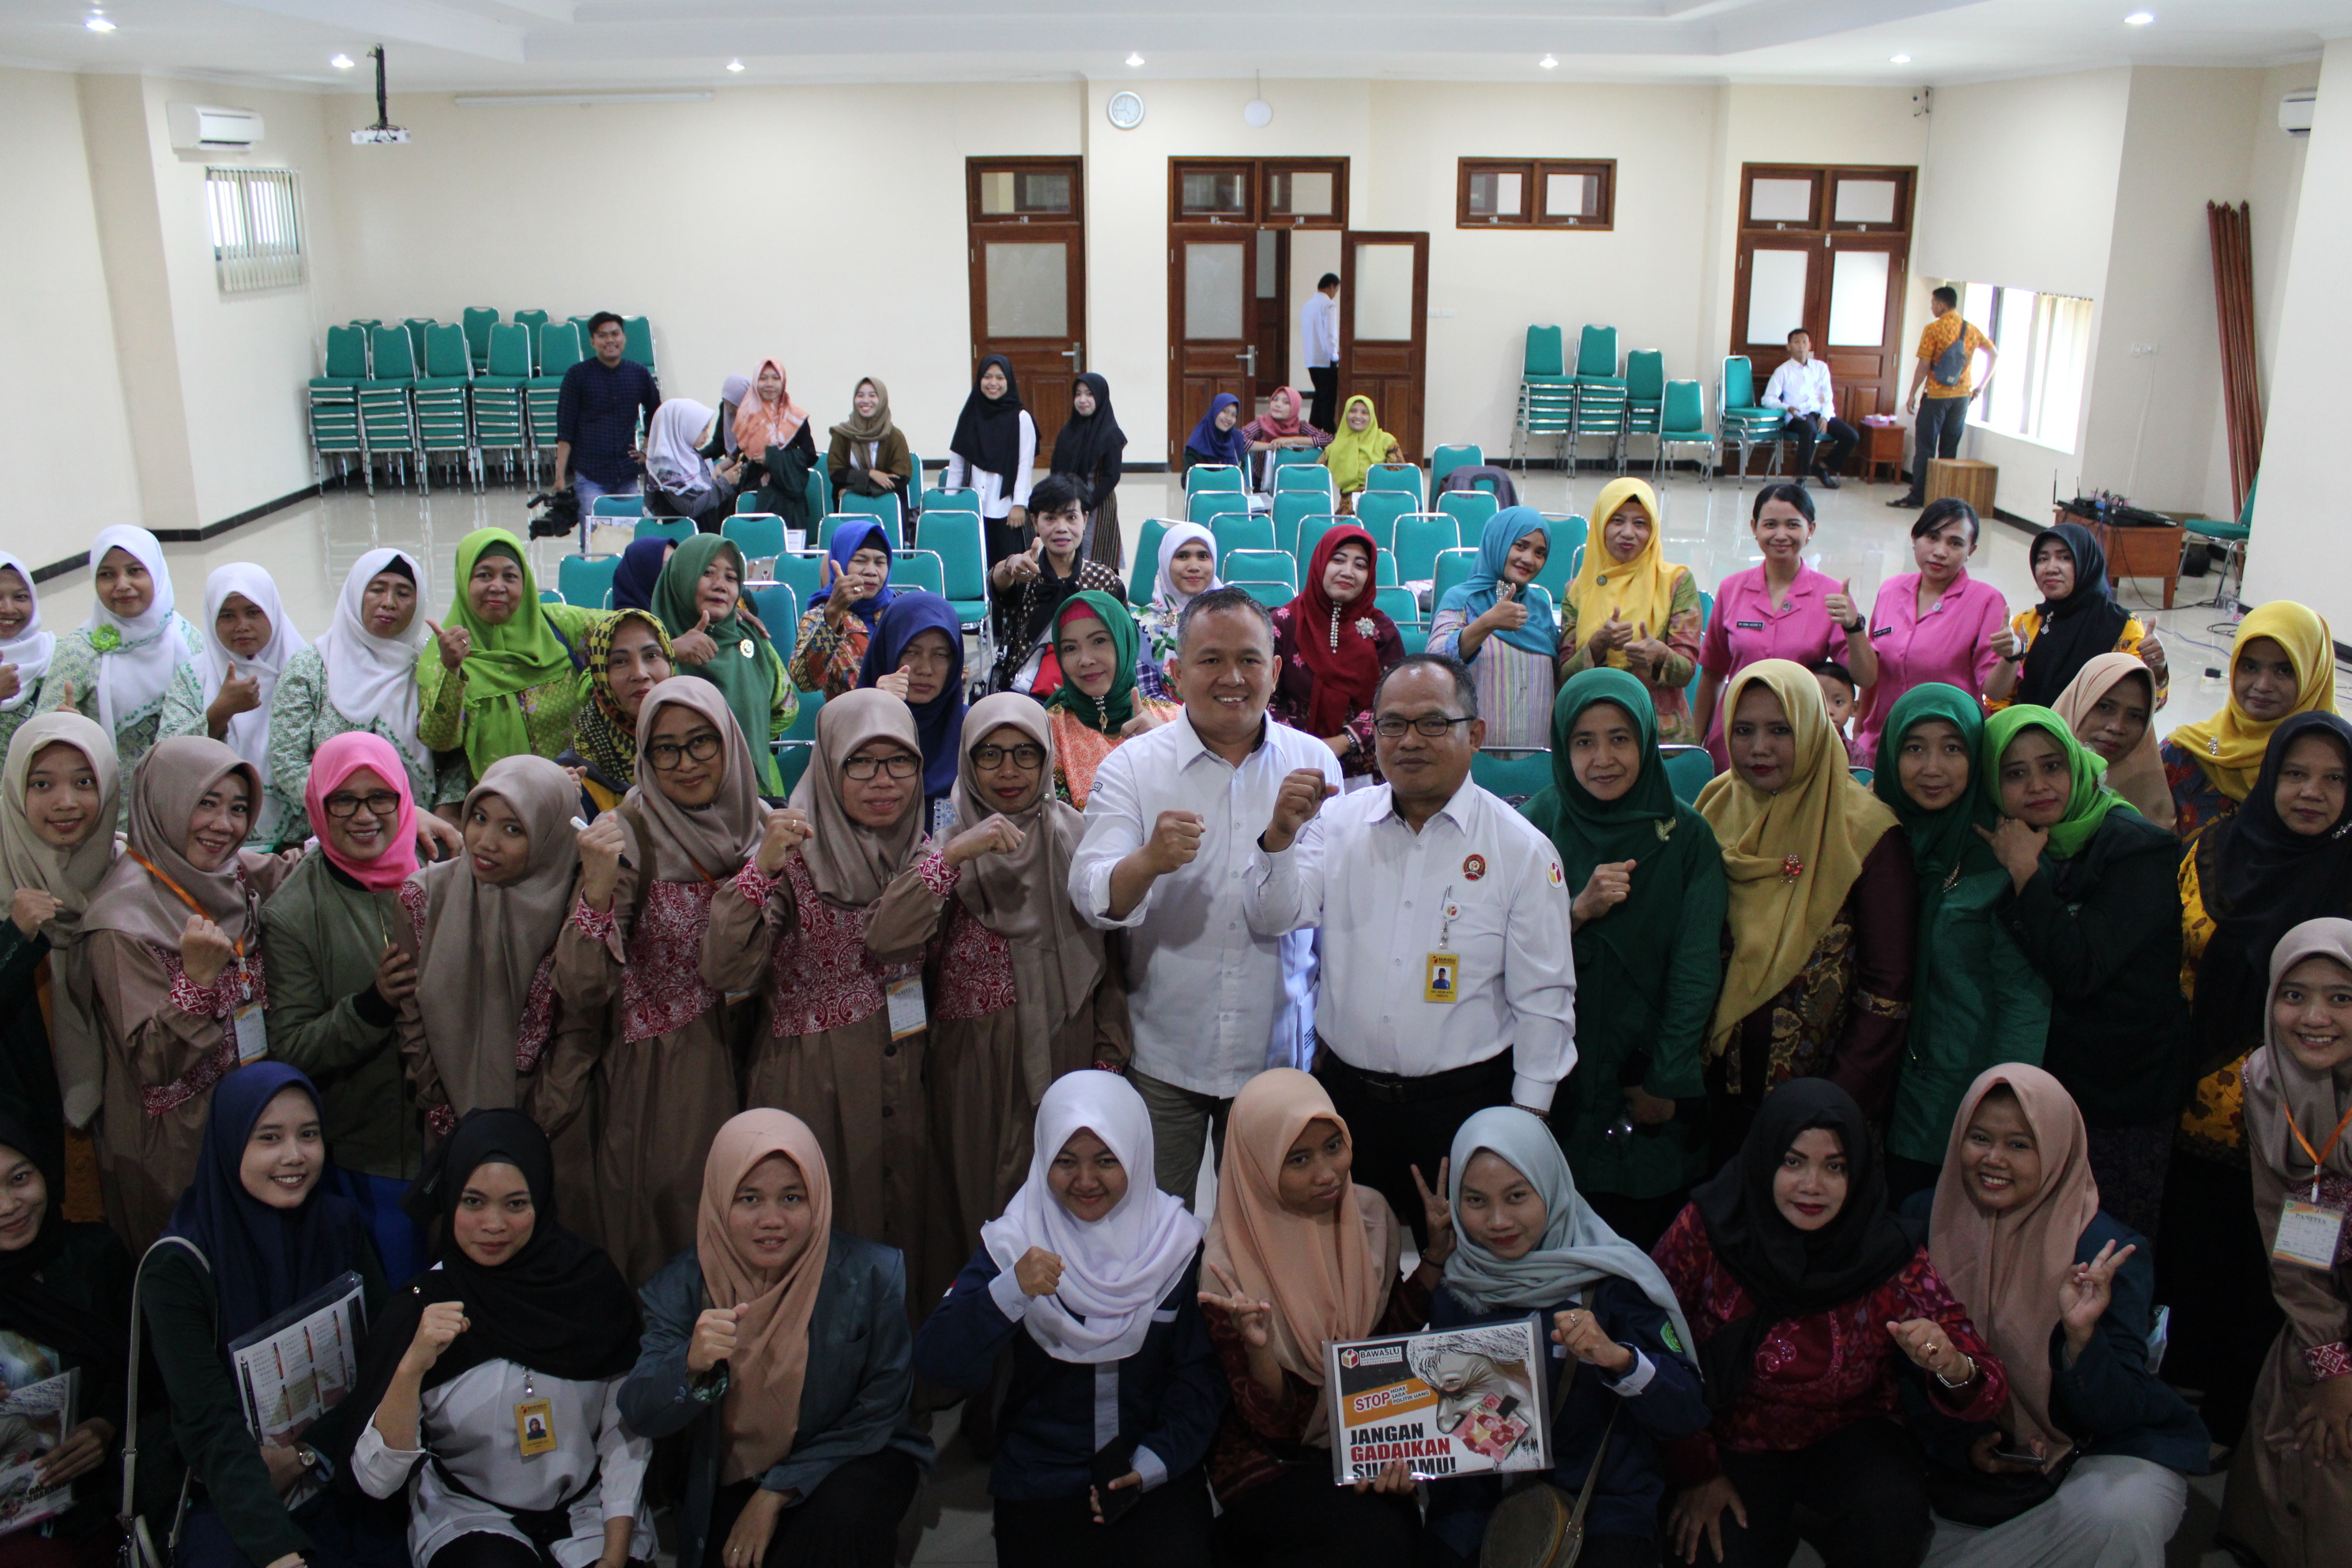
[127,850,247,969]
[2282,1099,2352,1203]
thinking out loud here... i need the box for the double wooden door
[1729,165,1915,424]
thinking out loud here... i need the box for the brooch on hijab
[89,625,122,654]
[1781,854,1804,883]
[2209,737,2221,756]
[1355,617,1377,639]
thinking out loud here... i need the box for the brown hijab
[2049,653,2173,832]
[83,736,260,951]
[1927,1065,2101,1459]
[0,713,121,1125]
[786,688,925,906]
[697,1110,831,1485]
[2242,917,2352,1186]
[412,756,581,1115]
[951,694,1106,1101]
[616,677,768,885]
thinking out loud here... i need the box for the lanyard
[1436,883,1456,950]
[127,850,243,965]
[2282,1099,2352,1203]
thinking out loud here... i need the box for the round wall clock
[1106,90,1144,130]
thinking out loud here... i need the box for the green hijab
[652,533,781,793]
[1980,703,2135,860]
[1874,683,2001,1023]
[1041,590,1140,735]
[447,529,575,775]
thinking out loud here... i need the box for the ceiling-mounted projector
[351,45,410,145]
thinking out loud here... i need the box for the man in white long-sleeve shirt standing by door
[1301,273,1343,432]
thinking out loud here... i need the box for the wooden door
[1340,230,1429,459]
[1819,233,1907,421]
[1252,227,1290,401]
[1169,228,1257,462]
[1729,163,1914,424]
[967,158,1086,458]
[1731,236,1824,392]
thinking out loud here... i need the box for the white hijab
[1152,522,1224,616]
[313,549,430,771]
[0,552,56,711]
[979,1072,1204,1364]
[198,564,308,790]
[646,398,717,496]
[81,525,194,737]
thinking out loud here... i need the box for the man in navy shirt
[553,310,661,514]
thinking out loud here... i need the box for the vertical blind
[205,167,306,293]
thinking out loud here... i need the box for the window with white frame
[1958,282,2092,451]
[205,167,305,292]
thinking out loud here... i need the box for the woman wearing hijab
[826,376,913,508]
[652,533,796,797]
[419,529,605,793]
[644,399,744,530]
[856,591,968,835]
[606,538,672,616]
[1427,507,1562,751]
[1975,706,2189,1242]
[2161,600,2338,840]
[270,550,446,842]
[2050,652,2172,831]
[560,609,675,816]
[1559,479,1706,748]
[790,521,894,699]
[621,1110,932,1568]
[1422,1106,1709,1568]
[1698,660,1914,1163]
[986,473,1125,699]
[1655,1078,2007,1568]
[1042,592,1178,808]
[47,524,203,787]
[2158,710,2352,1444]
[198,564,310,847]
[558,679,767,1283]
[944,355,1037,565]
[136,1062,390,1568]
[0,1104,135,1568]
[1319,395,1403,508]
[913,1072,1223,1568]
[1521,671,1725,1250]
[1180,393,1253,477]
[1269,524,1404,781]
[1236,385,1332,494]
[2218,918,2352,1568]
[1133,522,1220,678]
[0,552,58,756]
[707,689,932,1293]
[714,373,751,462]
[344,1110,653,1568]
[1985,522,2167,714]
[1872,685,2052,1197]
[258,734,428,1284]
[735,358,819,526]
[1903,1066,2207,1567]
[82,737,303,1246]
[1050,373,1128,568]
[1196,1070,1445,1566]
[865,695,1129,1291]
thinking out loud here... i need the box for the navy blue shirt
[556,355,661,487]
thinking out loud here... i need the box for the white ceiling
[4,0,2347,92]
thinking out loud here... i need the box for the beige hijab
[1203,1069,1397,1444]
[951,694,1106,1102]
[82,736,259,952]
[616,677,768,886]
[1928,1065,2102,1460]
[0,714,122,1125]
[2050,653,2173,833]
[413,756,580,1115]
[2243,917,2352,1187]
[786,688,926,907]
[697,1110,831,1485]
[1696,659,1899,1054]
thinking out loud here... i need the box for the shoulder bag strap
[122,1236,211,1549]
[1553,1292,1624,1549]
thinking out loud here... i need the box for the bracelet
[1935,1355,1977,1390]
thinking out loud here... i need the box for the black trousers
[2156,1149,2281,1446]
[991,1466,1215,1568]
[1216,1462,1419,1568]
[1315,1047,1517,1246]
[1788,415,1858,477]
[1898,398,1968,502]
[705,1452,921,1568]
[1700,1418,1930,1568]
[1307,366,1340,433]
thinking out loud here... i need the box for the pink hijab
[305,733,416,891]
[1259,385,1314,437]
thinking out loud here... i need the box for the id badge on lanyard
[2274,1100,2352,1270]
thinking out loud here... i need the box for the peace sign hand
[428,619,472,673]
[1411,1159,1456,1267]
[1197,1261,1275,1348]
[2059,1239,2135,1354]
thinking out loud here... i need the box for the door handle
[1061,341,1084,369]
[1236,346,1258,377]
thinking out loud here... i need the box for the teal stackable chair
[401,317,435,369]
[460,307,499,372]
[1430,548,1479,610]
[360,326,419,488]
[1377,550,1399,588]
[1472,749,1553,803]
[1430,444,1483,488]
[1351,492,1413,552]
[511,310,549,369]
[472,323,531,483]
[1514,326,1577,468]
[622,315,655,371]
[1212,512,1275,560]
[307,325,368,488]
[1129,518,1176,604]
[1272,491,1324,557]
[735,493,764,514]
[775,741,817,794]
[527,322,582,475]
[748,583,798,664]
[1274,464,1336,503]
[891,548,947,599]
[1533,516,1588,602]
[1187,490,1242,526]
[1293,514,1343,572]
[723,514,788,560]
[1437,490,1499,543]
[1719,357,1788,485]
[824,509,899,551]
[921,507,993,666]
[1375,586,1421,628]
[633,518,695,544]
[922,487,982,515]
[557,554,620,611]
[414,322,477,492]
[1661,744,1717,805]
[836,490,903,541]
[1366,464,1423,503]
[767,553,825,612]
[1393,514,1456,586]
[805,467,832,526]
[1184,463,1246,500]
[2183,477,2256,605]
[1222,549,1297,592]
[783,686,824,742]
[1235,582,1294,609]
[1688,590,1715,700]
[1623,350,1665,466]
[1658,380,1718,483]
[591,494,646,521]
[539,590,564,605]
[1570,326,1627,469]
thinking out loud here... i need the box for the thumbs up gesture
[672,609,719,665]
[205,663,262,739]
[50,680,77,714]
[428,618,472,673]
[1479,581,1529,634]
[1826,578,1860,633]
[1589,605,1634,660]
[0,664,17,705]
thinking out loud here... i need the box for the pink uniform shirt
[1849,569,2009,762]
[1701,563,1848,763]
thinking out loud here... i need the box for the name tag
[1735,619,1766,631]
[514,1398,557,1457]
[2274,1200,2345,1271]
[886,975,928,1040]
[1871,625,1894,639]
[233,1001,268,1065]
[1424,953,1461,1004]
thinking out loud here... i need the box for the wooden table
[2055,507,2184,609]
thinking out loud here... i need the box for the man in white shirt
[1760,328,1858,490]
[1070,585,1346,1202]
[1300,273,1342,432]
[1245,654,1576,1242]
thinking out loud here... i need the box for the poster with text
[1325,1316,1551,1485]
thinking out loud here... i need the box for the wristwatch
[293,1442,322,1476]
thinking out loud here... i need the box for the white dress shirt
[1244,775,1577,1111]
[1071,709,1344,1097]
[1301,292,1340,370]
[1761,356,1835,420]
[942,409,1038,518]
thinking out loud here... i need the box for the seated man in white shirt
[1245,654,1577,1244]
[1069,585,1347,1204]
[1761,328,1859,489]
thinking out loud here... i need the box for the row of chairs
[1511,326,1794,486]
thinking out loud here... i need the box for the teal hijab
[1434,506,1559,660]
[1981,704,2136,860]
[651,533,782,793]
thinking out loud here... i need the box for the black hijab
[2192,711,2352,1075]
[950,354,1025,479]
[1690,1078,1921,1408]
[2017,522,2132,707]
[1051,373,1125,486]
[0,1103,128,1380]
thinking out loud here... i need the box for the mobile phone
[1089,1437,1141,1526]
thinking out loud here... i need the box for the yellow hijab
[1322,395,1393,494]
[1697,658,1900,1054]
[1570,477,1684,668]
[2165,601,2338,801]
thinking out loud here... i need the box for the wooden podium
[1924,458,1998,515]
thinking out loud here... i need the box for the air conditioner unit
[2281,89,2316,136]
[167,103,265,150]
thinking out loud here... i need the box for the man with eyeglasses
[1243,654,1575,1244]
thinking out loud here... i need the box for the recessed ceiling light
[85,11,115,31]
[2124,9,2154,23]
[1540,55,1558,70]
[726,58,744,72]
[1126,51,1144,67]
[1890,53,1912,63]
[330,53,354,69]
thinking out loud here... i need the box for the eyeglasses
[646,733,725,770]
[1373,714,1475,739]
[843,752,922,781]
[322,790,402,818]
[970,743,1046,771]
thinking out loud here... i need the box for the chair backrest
[768,552,825,608]
[782,686,824,743]
[1222,549,1298,591]
[1721,356,1759,412]
[922,487,982,514]
[1185,464,1245,497]
[1431,548,1479,608]
[622,315,654,368]
[1471,749,1554,804]
[402,318,433,365]
[322,324,368,379]
[1269,446,1325,473]
[1533,516,1587,601]
[1236,581,1293,608]
[918,509,989,612]
[1524,325,1566,378]
[835,490,904,540]
[722,513,788,560]
[1374,586,1420,628]
[1393,514,1457,583]
[539,589,564,605]
[891,548,947,598]
[591,494,645,518]
[556,554,620,611]
[1437,489,1499,540]
[1661,744,1717,805]
[1626,349,1665,401]
[1130,518,1176,603]
[1187,490,1242,526]
[1576,325,1619,379]
[1275,463,1336,498]
[1351,491,1413,549]
[1272,490,1324,556]
[1293,513,1343,572]
[1211,511,1275,559]
[538,322,583,378]
[1376,548,1399,588]
[1430,444,1483,487]
[1661,379,1707,435]
[735,492,764,514]
[805,467,832,526]
[748,583,797,661]
[367,326,416,381]
[1366,463,1423,502]
[485,322,532,378]
[461,307,499,360]
[422,322,471,379]
[633,518,695,543]
[824,508,899,553]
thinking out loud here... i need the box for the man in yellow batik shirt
[1890,284,1997,508]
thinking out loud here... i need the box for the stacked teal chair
[460,307,499,373]
[528,322,582,479]
[1570,325,1627,470]
[472,324,531,484]
[1718,357,1787,486]
[1657,380,1718,484]
[1430,444,1483,489]
[401,318,435,371]
[511,310,550,370]
[307,325,368,489]
[414,323,476,493]
[1212,513,1275,560]
[622,315,655,372]
[1437,489,1498,541]
[1623,350,1665,468]
[1431,548,1479,609]
[1513,325,1575,468]
[360,326,420,488]
[923,508,994,670]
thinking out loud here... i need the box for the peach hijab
[697,1110,831,1484]
[2050,653,2173,832]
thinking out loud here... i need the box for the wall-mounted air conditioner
[167,103,265,150]
[2280,89,2316,136]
